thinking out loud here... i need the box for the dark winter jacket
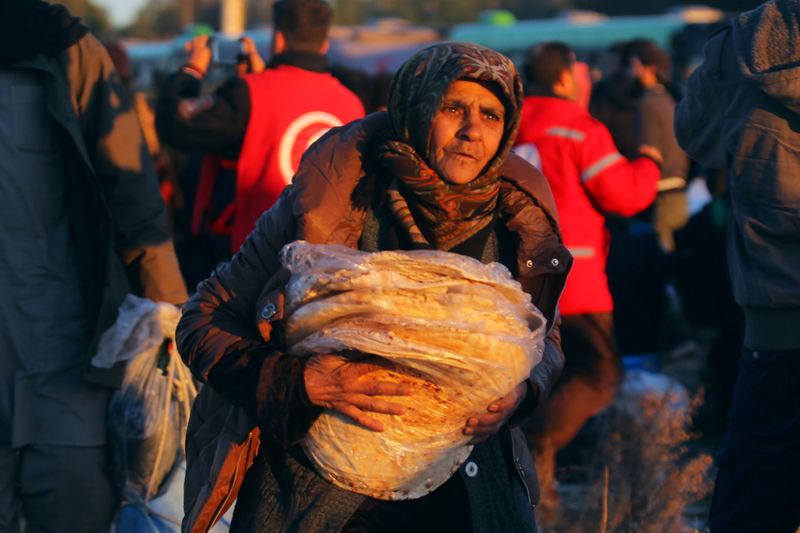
[176,111,572,532]
[674,0,800,350]
[0,6,188,384]
[0,3,187,448]
[639,85,689,191]
[589,74,640,159]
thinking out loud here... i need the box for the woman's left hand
[464,381,527,444]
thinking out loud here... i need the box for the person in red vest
[156,0,365,255]
[513,41,662,520]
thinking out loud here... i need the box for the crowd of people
[2,0,799,532]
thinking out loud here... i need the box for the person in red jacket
[513,41,662,520]
[157,0,365,255]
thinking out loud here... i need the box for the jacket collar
[0,0,87,66]
[500,153,562,233]
[265,51,329,74]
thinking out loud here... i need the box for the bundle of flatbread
[280,240,546,500]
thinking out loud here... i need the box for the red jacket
[234,65,364,251]
[515,96,659,315]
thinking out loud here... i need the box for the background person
[104,39,186,237]
[589,41,640,160]
[168,36,267,290]
[156,0,365,258]
[624,38,690,253]
[513,41,662,519]
[0,2,188,532]
[675,1,800,531]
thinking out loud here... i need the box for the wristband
[180,63,206,80]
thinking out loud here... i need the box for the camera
[206,34,219,64]
[236,38,252,73]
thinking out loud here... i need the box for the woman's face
[427,80,505,185]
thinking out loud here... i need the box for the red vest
[234,65,364,252]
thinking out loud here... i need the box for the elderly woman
[177,42,572,533]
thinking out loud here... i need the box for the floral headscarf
[379,42,524,251]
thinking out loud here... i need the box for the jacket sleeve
[580,120,660,217]
[71,34,188,305]
[509,315,564,426]
[637,92,670,164]
[496,161,571,423]
[175,191,321,448]
[155,71,250,159]
[532,321,564,409]
[674,29,730,170]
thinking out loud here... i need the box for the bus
[449,7,728,70]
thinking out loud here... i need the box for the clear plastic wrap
[103,295,197,507]
[280,241,546,500]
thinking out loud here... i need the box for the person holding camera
[156,0,364,257]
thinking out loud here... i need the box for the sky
[93,0,148,27]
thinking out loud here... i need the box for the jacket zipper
[513,454,535,511]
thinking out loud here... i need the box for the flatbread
[278,241,547,500]
[282,241,531,315]
[291,316,534,396]
[285,284,539,346]
[301,363,477,500]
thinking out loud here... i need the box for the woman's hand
[464,381,527,444]
[304,354,414,432]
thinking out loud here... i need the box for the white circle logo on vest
[278,111,343,184]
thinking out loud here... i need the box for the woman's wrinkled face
[427,80,505,185]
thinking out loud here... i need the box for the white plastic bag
[102,295,197,507]
[92,294,177,369]
[115,461,234,533]
[280,241,546,500]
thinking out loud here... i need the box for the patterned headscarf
[379,42,524,251]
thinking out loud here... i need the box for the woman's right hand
[304,354,414,432]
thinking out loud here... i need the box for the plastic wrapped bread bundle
[280,241,546,500]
